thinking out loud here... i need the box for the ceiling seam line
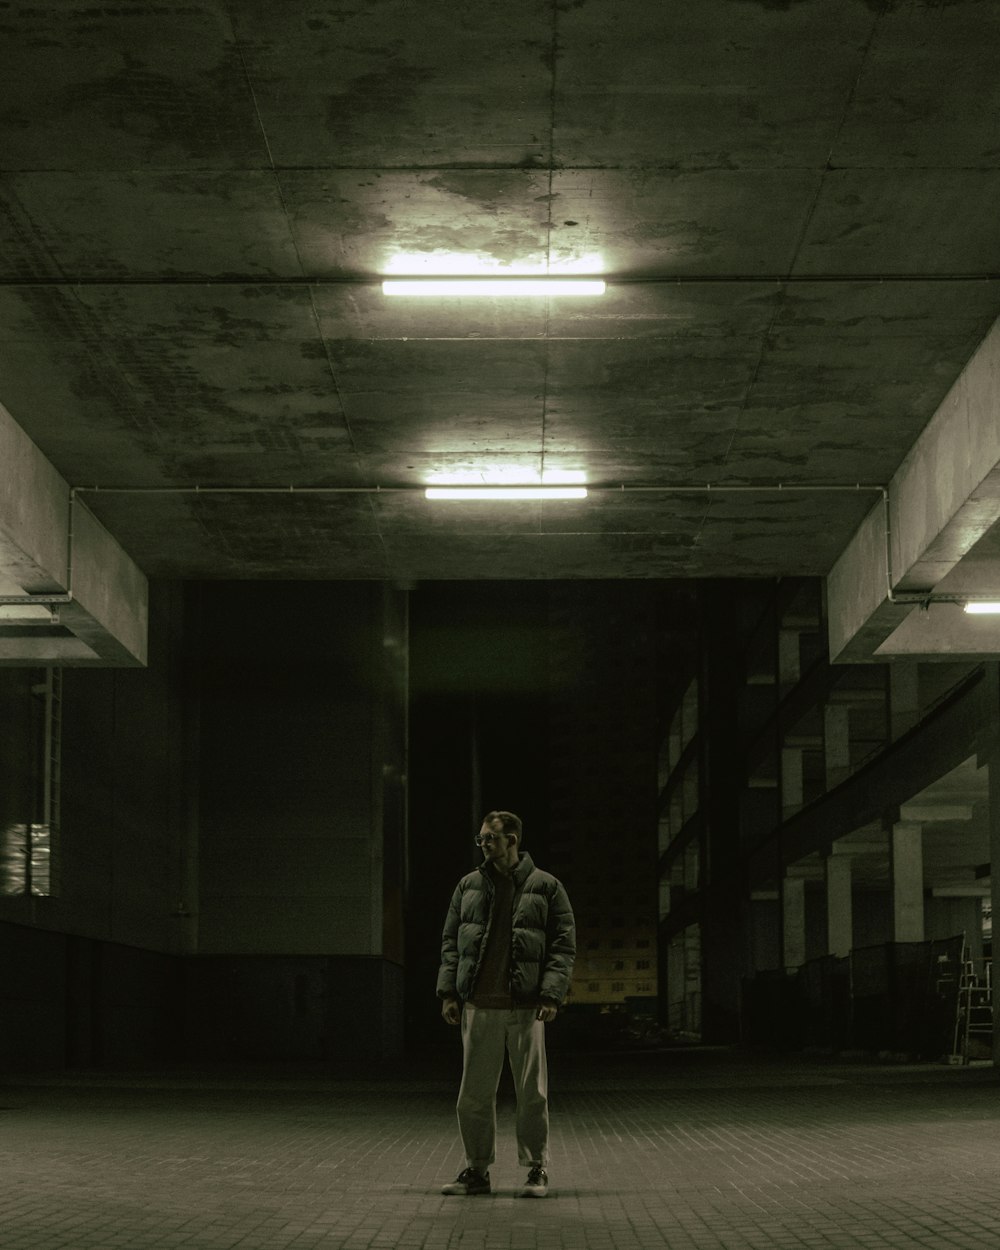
[700,278,790,545]
[226,0,385,574]
[538,0,561,549]
[224,0,311,285]
[5,163,996,174]
[785,6,884,279]
[545,0,559,268]
[304,285,392,577]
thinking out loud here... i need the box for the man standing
[437,810,576,1199]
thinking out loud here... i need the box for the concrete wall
[183,955,404,1063]
[0,581,194,950]
[0,669,41,875]
[195,581,402,958]
[0,921,184,1070]
[0,580,408,1069]
[0,582,194,1069]
[193,581,407,1060]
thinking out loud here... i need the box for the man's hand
[536,1002,558,1023]
[441,997,461,1026]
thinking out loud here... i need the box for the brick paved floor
[4,1047,1000,1249]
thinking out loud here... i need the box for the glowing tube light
[383,277,606,297]
[425,486,588,501]
[963,602,1000,614]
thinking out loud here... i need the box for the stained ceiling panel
[229,0,555,168]
[0,1,266,172]
[0,0,998,582]
[0,173,301,281]
[552,0,874,168]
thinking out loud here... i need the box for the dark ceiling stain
[51,53,260,163]
[326,64,436,146]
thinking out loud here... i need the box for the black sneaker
[521,1164,548,1198]
[441,1167,491,1196]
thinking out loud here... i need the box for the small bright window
[0,669,61,897]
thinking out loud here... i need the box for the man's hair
[482,810,523,845]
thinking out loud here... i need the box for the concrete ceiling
[2,0,1000,584]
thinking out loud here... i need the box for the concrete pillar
[824,705,850,789]
[890,665,920,740]
[684,926,702,1037]
[891,821,925,942]
[658,877,671,922]
[778,630,800,686]
[782,747,803,818]
[988,730,1000,1066]
[684,838,700,893]
[825,855,853,957]
[782,876,806,970]
[667,934,686,1032]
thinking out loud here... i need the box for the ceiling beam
[827,315,1000,662]
[898,803,975,822]
[0,404,147,667]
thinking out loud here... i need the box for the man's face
[477,821,510,863]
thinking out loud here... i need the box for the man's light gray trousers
[457,1004,549,1171]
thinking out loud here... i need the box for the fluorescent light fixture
[383,277,605,297]
[426,485,588,500]
[382,250,604,276]
[426,467,586,487]
[963,601,1000,614]
[424,467,588,500]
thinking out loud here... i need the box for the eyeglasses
[475,833,508,846]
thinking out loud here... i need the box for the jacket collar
[478,852,535,886]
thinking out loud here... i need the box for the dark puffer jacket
[436,853,576,1005]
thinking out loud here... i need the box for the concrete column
[890,665,920,740]
[782,747,803,818]
[667,935,686,1032]
[825,854,853,957]
[782,876,806,970]
[684,926,702,1037]
[891,821,925,942]
[657,816,671,857]
[778,630,800,686]
[684,839,700,893]
[824,705,850,789]
[988,728,1000,1066]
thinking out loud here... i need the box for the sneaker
[521,1164,548,1198]
[441,1167,491,1196]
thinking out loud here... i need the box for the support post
[891,820,925,942]
[890,665,920,740]
[987,681,1000,1066]
[782,747,804,819]
[782,876,807,970]
[824,705,850,790]
[778,630,800,687]
[825,854,853,958]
